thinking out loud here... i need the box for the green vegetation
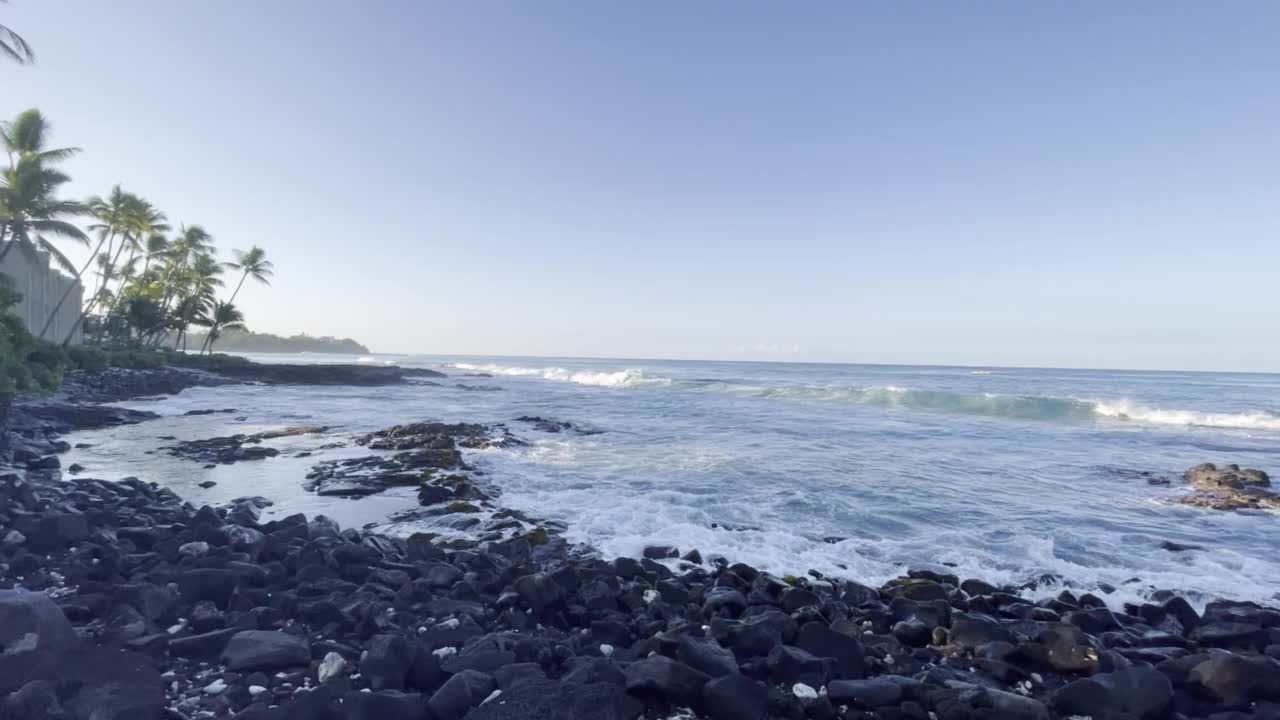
[1,108,278,356]
[179,329,369,355]
[0,106,274,399]
[0,275,61,396]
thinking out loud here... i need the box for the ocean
[63,354,1280,610]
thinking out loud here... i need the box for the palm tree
[97,199,168,337]
[0,153,87,264]
[154,224,213,316]
[1,109,79,167]
[140,232,169,280]
[195,301,244,354]
[0,1,34,65]
[169,294,206,351]
[57,186,136,342]
[224,246,273,306]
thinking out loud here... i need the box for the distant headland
[178,329,370,354]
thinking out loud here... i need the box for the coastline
[1,363,1278,719]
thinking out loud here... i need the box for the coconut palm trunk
[37,230,109,339]
[64,233,130,345]
[102,243,139,323]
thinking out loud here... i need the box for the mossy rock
[523,527,550,546]
[783,574,802,586]
[446,501,480,514]
[438,474,471,488]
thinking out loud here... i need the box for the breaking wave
[450,363,670,388]
[726,383,1280,430]
[450,363,1280,430]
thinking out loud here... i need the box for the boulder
[1051,665,1173,719]
[361,634,416,690]
[948,612,1014,649]
[0,590,81,694]
[766,644,828,686]
[795,621,865,679]
[463,679,629,720]
[676,635,739,678]
[624,655,710,709]
[703,586,748,616]
[826,678,903,708]
[1189,652,1280,707]
[702,674,768,720]
[512,573,565,613]
[177,568,240,608]
[427,669,495,720]
[340,690,426,720]
[220,630,311,671]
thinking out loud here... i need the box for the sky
[4,1,1279,371]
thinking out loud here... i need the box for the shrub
[0,314,65,398]
[65,345,110,372]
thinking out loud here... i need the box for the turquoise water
[67,354,1280,609]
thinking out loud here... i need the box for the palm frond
[0,26,35,65]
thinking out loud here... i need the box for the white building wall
[0,243,84,344]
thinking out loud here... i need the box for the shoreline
[1,363,1278,719]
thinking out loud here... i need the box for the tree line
[0,109,274,355]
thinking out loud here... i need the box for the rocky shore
[2,364,1279,720]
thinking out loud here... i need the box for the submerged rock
[165,426,328,465]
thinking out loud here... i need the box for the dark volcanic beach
[1,361,1279,720]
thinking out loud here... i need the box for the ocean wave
[697,382,1280,430]
[450,363,670,388]
[450,363,1279,430]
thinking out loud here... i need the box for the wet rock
[948,612,1014,650]
[220,630,311,671]
[643,545,679,559]
[676,634,739,678]
[0,590,81,694]
[341,689,427,720]
[703,673,768,720]
[210,362,444,385]
[625,655,710,709]
[427,669,495,720]
[514,415,604,435]
[362,634,416,690]
[766,644,828,686]
[704,586,748,616]
[358,421,487,450]
[1179,463,1280,510]
[513,573,565,613]
[464,679,628,720]
[1021,622,1102,673]
[1189,652,1280,706]
[12,511,88,551]
[177,567,240,608]
[826,677,903,708]
[1052,664,1173,719]
[3,679,65,720]
[796,621,865,679]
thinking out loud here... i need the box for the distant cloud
[735,343,802,355]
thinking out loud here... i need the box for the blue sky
[4,2,1278,370]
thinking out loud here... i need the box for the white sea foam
[1092,400,1280,432]
[483,440,1280,611]
[450,363,669,388]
